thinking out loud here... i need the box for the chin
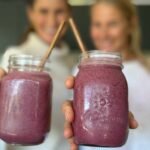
[97,47,114,51]
[42,36,53,44]
[104,49,116,52]
[45,39,53,44]
[37,32,52,44]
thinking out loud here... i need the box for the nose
[47,13,58,28]
[100,26,109,40]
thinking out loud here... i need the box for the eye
[92,21,101,28]
[108,21,118,27]
[39,8,49,15]
[55,9,66,15]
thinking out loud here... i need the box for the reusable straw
[69,17,89,58]
[39,20,66,69]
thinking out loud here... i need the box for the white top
[0,32,72,150]
[76,60,150,150]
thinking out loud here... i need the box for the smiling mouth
[43,28,57,36]
[99,41,114,50]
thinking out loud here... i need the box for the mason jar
[0,55,52,145]
[73,50,129,147]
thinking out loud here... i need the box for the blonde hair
[91,0,150,70]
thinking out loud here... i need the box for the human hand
[0,68,7,79]
[62,76,138,150]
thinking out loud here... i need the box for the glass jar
[0,55,52,145]
[73,50,128,147]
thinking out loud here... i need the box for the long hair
[19,0,71,44]
[18,0,35,44]
[91,0,150,70]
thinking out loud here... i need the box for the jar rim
[9,54,51,72]
[9,54,51,63]
[79,50,123,68]
[80,50,121,59]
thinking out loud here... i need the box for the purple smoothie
[73,63,128,147]
[0,71,52,145]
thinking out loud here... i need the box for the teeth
[44,28,56,35]
[101,41,112,47]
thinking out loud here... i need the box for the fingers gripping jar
[73,51,129,147]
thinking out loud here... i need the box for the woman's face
[28,0,70,44]
[90,3,131,52]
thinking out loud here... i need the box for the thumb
[0,68,7,79]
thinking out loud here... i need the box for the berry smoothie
[0,71,52,145]
[73,64,128,147]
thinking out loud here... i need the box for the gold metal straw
[39,20,66,69]
[69,17,89,58]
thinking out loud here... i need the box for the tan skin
[0,2,138,150]
[0,0,71,145]
[63,76,138,150]
[0,0,71,81]
[62,3,138,150]
[90,2,137,60]
[27,0,70,44]
[90,3,130,53]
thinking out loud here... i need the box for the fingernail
[65,113,69,121]
[134,119,139,127]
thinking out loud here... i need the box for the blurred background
[0,0,149,57]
